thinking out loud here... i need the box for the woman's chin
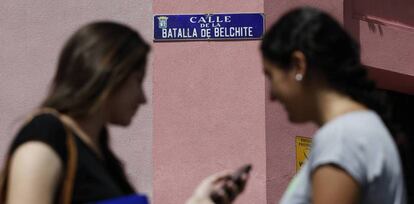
[287,113,307,124]
[109,117,133,127]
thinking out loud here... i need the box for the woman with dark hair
[0,22,150,203]
[0,21,247,204]
[261,7,406,204]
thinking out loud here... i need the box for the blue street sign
[154,13,265,41]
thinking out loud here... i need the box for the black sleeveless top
[8,114,135,203]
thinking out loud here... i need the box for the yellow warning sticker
[296,136,312,172]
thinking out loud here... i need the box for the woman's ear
[291,51,307,81]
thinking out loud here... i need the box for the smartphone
[231,164,252,190]
[211,164,252,204]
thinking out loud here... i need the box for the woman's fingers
[211,186,231,204]
[194,170,233,197]
[224,179,240,201]
[210,178,243,204]
[188,166,252,204]
[205,171,233,185]
[236,172,250,192]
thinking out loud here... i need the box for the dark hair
[261,7,369,93]
[43,21,150,193]
[43,21,150,118]
[261,7,412,201]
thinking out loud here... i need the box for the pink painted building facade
[0,0,154,198]
[1,1,413,204]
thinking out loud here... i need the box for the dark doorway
[385,90,414,202]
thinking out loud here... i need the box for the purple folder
[95,194,149,204]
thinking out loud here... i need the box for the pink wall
[344,0,414,94]
[0,0,154,198]
[152,1,266,204]
[265,88,316,204]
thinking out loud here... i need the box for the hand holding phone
[210,164,252,204]
[231,164,252,192]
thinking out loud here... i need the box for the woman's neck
[314,89,368,126]
[61,112,106,157]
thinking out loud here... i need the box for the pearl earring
[295,74,303,81]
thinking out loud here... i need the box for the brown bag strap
[60,118,78,204]
[0,158,11,204]
[0,108,78,204]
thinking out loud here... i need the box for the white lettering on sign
[200,29,212,38]
[189,17,197,23]
[189,15,232,24]
[161,27,254,39]
[155,13,264,41]
[162,28,198,39]
[213,27,253,38]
